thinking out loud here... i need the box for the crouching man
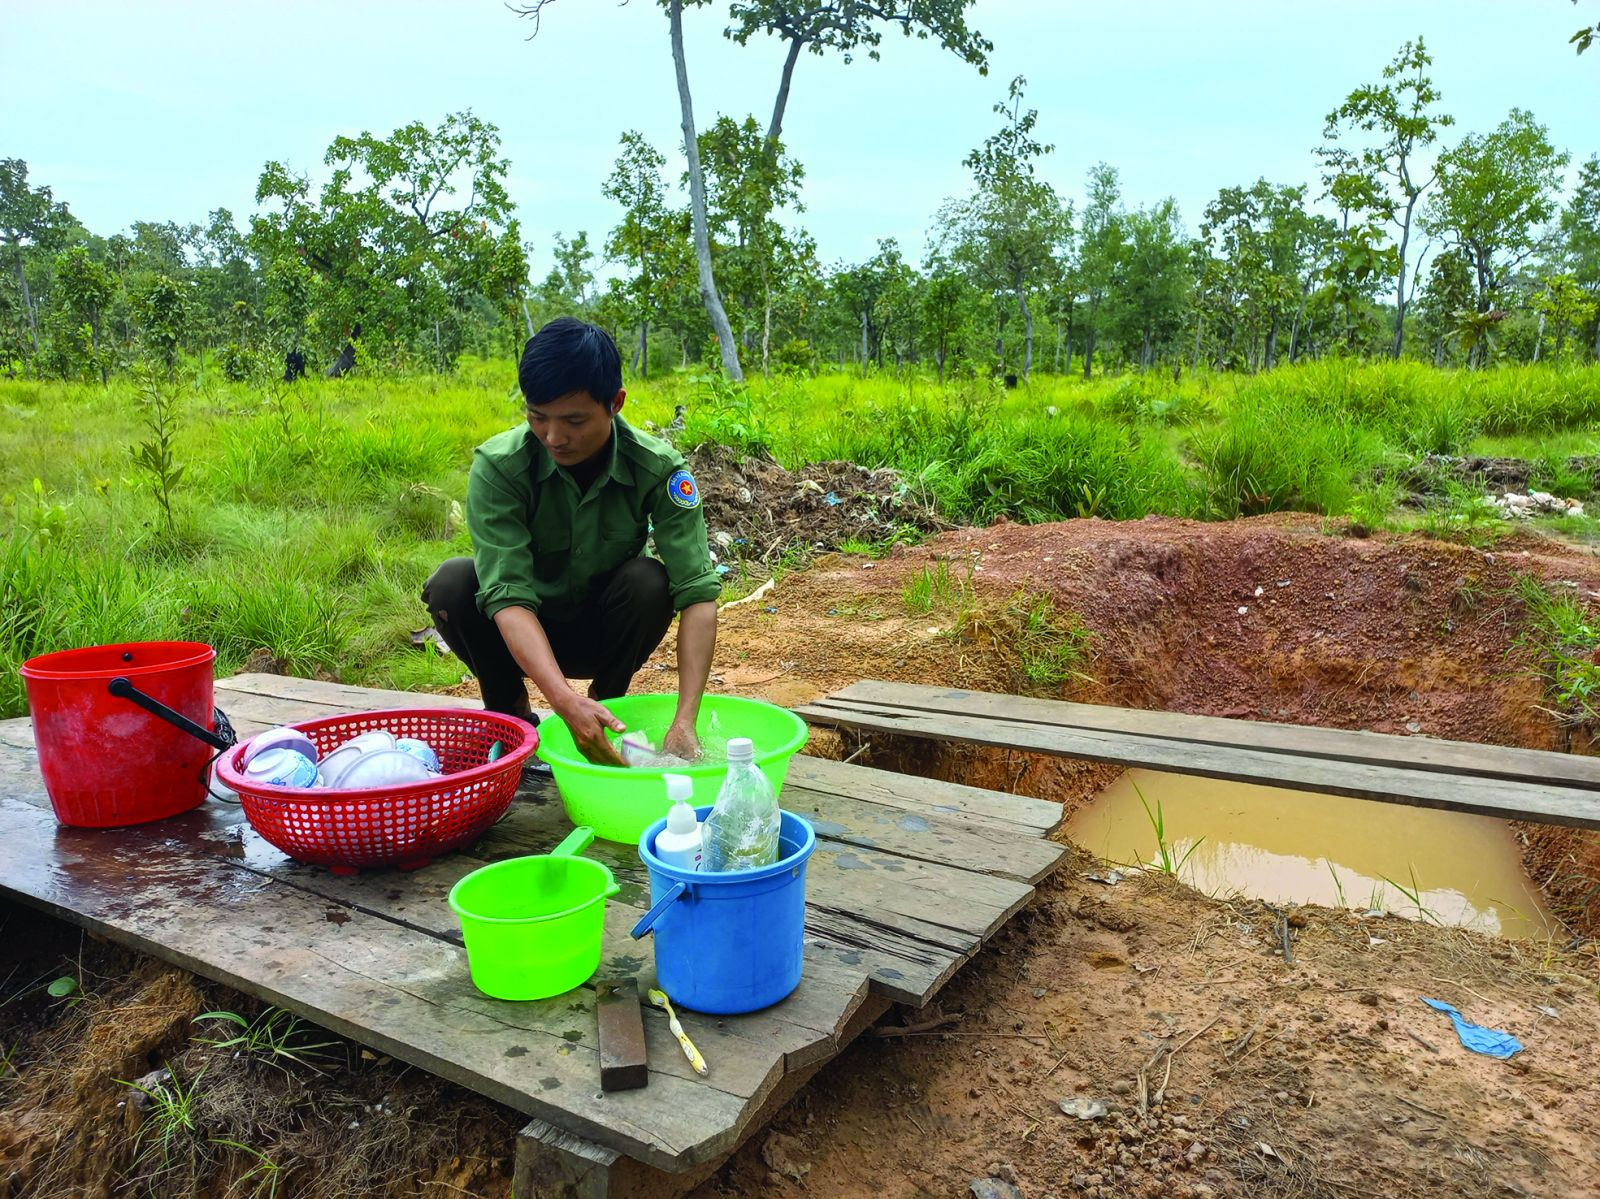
[423,318,719,765]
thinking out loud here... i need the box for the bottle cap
[664,773,695,804]
[726,737,755,763]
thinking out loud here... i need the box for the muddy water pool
[1066,769,1560,939]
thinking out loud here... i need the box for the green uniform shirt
[467,416,720,621]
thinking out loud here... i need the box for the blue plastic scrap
[1419,997,1524,1059]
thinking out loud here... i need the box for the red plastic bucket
[19,641,219,828]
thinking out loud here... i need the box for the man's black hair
[518,317,622,407]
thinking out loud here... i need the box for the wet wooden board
[0,673,1064,1180]
[805,680,1600,792]
[798,693,1600,831]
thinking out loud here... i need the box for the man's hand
[555,693,627,766]
[661,719,702,762]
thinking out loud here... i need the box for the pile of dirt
[1393,454,1600,497]
[684,444,944,566]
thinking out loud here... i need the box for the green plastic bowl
[448,827,619,1000]
[536,693,808,844]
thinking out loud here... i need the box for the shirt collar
[528,417,636,487]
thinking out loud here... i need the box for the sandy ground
[5,515,1600,1198]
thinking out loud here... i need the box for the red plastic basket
[215,708,538,875]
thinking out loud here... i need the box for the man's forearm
[672,602,718,726]
[491,605,573,710]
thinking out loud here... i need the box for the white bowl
[336,749,436,790]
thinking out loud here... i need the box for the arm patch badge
[667,468,701,509]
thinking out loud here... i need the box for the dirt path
[7,515,1600,1199]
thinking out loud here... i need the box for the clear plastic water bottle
[702,738,780,871]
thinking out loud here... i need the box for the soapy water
[613,711,733,769]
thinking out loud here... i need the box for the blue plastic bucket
[632,808,815,1015]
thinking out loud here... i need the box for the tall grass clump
[1193,383,1384,517]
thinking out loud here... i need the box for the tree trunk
[521,299,536,339]
[1392,192,1418,359]
[1190,310,1203,375]
[860,308,868,371]
[1264,314,1278,370]
[668,0,743,382]
[766,35,806,146]
[92,315,107,386]
[935,346,946,383]
[1016,272,1033,381]
[10,242,38,359]
[434,320,443,373]
[1083,298,1098,380]
[1140,323,1151,372]
[1533,311,1546,363]
[1289,276,1311,363]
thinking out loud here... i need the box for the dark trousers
[421,557,675,718]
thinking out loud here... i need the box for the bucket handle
[551,826,594,858]
[108,677,233,752]
[630,881,688,940]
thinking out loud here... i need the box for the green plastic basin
[447,828,618,1000]
[536,693,808,844]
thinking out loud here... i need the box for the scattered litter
[1535,1005,1560,1020]
[1367,936,1388,947]
[824,491,842,506]
[719,577,776,611]
[1419,997,1524,1059]
[1032,987,1047,999]
[970,1179,1025,1199]
[1058,1097,1109,1120]
[861,562,876,569]
[1253,586,1264,597]
[408,626,453,656]
[1276,579,1291,587]
[1082,868,1125,886]
[1494,491,1585,519]
[1257,1142,1280,1161]
[1237,606,1249,615]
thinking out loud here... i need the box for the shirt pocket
[531,534,572,582]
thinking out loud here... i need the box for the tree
[663,0,746,380]
[1113,199,1191,371]
[1411,247,1475,364]
[1200,181,1321,370]
[516,0,988,382]
[1557,155,1600,358]
[698,115,808,373]
[1422,109,1568,324]
[724,0,991,148]
[603,132,692,375]
[0,159,74,363]
[251,111,522,370]
[935,76,1068,380]
[54,246,115,384]
[1318,37,1453,358]
[1077,163,1125,379]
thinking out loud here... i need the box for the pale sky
[5,1,1595,276]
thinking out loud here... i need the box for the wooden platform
[797,680,1600,830]
[0,674,1066,1194]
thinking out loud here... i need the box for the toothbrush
[648,988,708,1076]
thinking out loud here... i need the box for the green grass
[4,357,1599,717]
[1513,574,1600,731]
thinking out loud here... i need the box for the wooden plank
[215,672,481,712]
[0,788,749,1171]
[784,754,1063,835]
[597,979,649,1093]
[222,813,871,1083]
[785,785,1063,884]
[0,745,865,1165]
[798,697,1600,831]
[813,680,1600,792]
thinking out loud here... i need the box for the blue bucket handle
[630,880,688,939]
